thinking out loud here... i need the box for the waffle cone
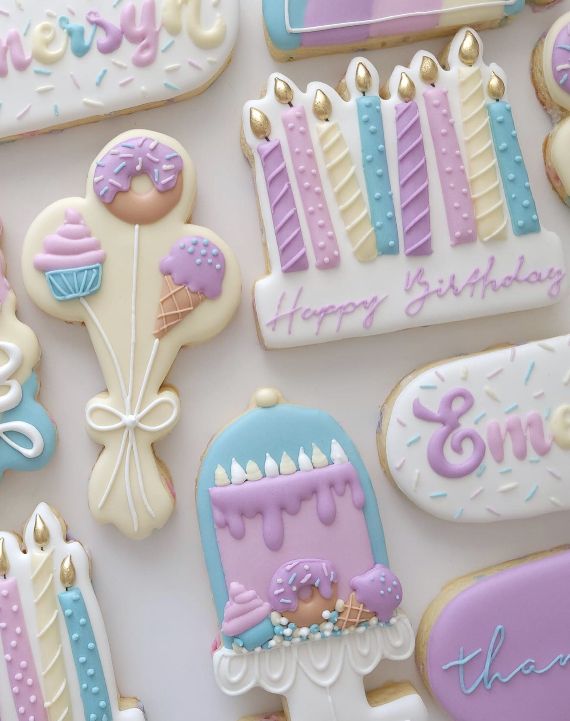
[337,592,375,631]
[154,275,204,339]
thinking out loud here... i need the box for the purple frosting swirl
[159,237,225,298]
[268,559,337,613]
[93,136,184,203]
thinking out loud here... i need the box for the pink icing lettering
[486,412,552,463]
[413,388,486,479]
[86,10,124,53]
[120,0,159,67]
[0,29,32,77]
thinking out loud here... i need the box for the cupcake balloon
[33,209,105,301]
[155,237,226,338]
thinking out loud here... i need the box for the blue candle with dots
[59,556,113,721]
[356,91,399,256]
[487,74,540,236]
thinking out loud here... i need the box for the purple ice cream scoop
[350,564,402,622]
[159,236,225,298]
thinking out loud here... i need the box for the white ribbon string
[0,341,44,460]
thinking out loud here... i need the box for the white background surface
[1,2,570,720]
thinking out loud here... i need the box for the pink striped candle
[282,105,340,270]
[258,139,309,273]
[395,100,432,256]
[423,86,476,245]
[0,576,47,721]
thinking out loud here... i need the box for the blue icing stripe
[59,588,112,721]
[0,373,56,476]
[487,100,540,236]
[357,95,399,255]
[263,0,305,51]
[196,402,389,648]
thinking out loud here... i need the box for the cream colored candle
[458,31,506,242]
[313,90,377,262]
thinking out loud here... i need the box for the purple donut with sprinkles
[268,558,337,612]
[93,136,184,203]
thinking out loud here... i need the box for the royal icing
[419,549,570,721]
[243,31,565,350]
[197,388,427,721]
[22,130,241,540]
[0,503,145,721]
[262,0,553,58]
[0,0,238,142]
[380,334,570,523]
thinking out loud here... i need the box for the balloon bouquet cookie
[22,130,241,540]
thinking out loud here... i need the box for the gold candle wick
[33,514,50,549]
[459,30,480,67]
[313,89,332,122]
[355,62,372,95]
[274,77,294,106]
[487,71,506,101]
[250,108,271,141]
[398,73,416,102]
[60,555,76,589]
[420,56,439,86]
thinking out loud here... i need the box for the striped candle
[395,99,432,256]
[356,95,399,255]
[423,85,476,245]
[282,105,340,269]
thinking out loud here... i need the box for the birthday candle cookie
[532,11,570,206]
[0,502,146,721]
[197,388,428,721]
[0,226,55,478]
[416,547,570,721]
[0,0,239,143]
[263,0,556,61]
[243,30,565,350]
[22,130,241,539]
[378,334,570,523]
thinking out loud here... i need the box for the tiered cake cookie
[264,0,556,60]
[197,388,428,721]
[379,334,570,523]
[243,29,565,349]
[0,227,55,477]
[22,130,241,540]
[0,503,145,721]
[0,0,239,142]
[417,548,570,721]
[532,11,570,205]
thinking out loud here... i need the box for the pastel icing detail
[421,550,570,721]
[0,0,238,141]
[244,38,563,349]
[221,582,271,637]
[268,558,337,611]
[381,334,570,523]
[551,21,570,94]
[350,564,402,622]
[159,237,225,298]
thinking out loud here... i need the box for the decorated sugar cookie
[0,0,239,142]
[197,388,428,721]
[243,30,565,350]
[22,130,241,539]
[0,226,55,477]
[0,503,145,721]
[417,548,570,721]
[264,0,556,61]
[532,11,570,206]
[379,334,570,523]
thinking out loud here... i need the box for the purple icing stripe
[209,462,365,551]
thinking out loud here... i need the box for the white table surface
[1,2,570,720]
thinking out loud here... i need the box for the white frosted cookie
[0,503,145,721]
[379,334,570,523]
[263,0,556,61]
[22,130,241,540]
[242,29,565,349]
[0,0,238,142]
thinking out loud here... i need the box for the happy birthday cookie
[243,29,565,349]
[0,503,145,721]
[0,0,238,142]
[417,547,570,721]
[197,388,428,721]
[379,334,570,523]
[22,130,241,539]
[264,0,556,61]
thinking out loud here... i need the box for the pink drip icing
[423,87,476,246]
[282,106,340,270]
[0,577,48,721]
[395,100,432,256]
[258,139,308,273]
[209,463,365,552]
